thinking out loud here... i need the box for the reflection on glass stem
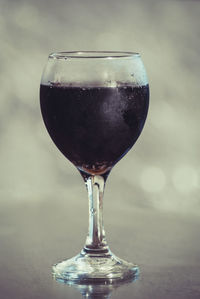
[52,173,139,283]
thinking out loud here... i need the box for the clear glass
[40,51,149,284]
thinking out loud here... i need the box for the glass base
[52,249,139,284]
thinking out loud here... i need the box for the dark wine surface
[40,84,149,174]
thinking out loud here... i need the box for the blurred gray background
[0,1,200,298]
[0,0,199,213]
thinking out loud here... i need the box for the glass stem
[83,174,109,255]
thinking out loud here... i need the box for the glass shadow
[54,273,139,299]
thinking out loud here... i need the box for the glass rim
[48,51,140,60]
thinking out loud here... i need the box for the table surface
[0,198,200,299]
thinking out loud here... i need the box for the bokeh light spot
[140,167,166,193]
[172,165,198,193]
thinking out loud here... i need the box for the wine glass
[40,51,149,284]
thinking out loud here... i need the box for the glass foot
[52,250,139,284]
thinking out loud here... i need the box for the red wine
[40,84,149,175]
